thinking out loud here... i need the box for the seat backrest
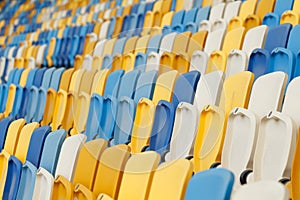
[112,37,127,55]
[264,24,292,52]
[185,168,234,200]
[273,0,294,16]
[99,96,117,140]
[104,70,124,98]
[130,98,156,153]
[209,3,225,21]
[194,71,224,111]
[26,126,51,168]
[14,122,39,164]
[146,34,163,54]
[118,151,160,200]
[219,71,254,116]
[55,134,86,181]
[3,119,26,155]
[93,145,130,199]
[117,70,140,99]
[242,25,268,57]
[172,71,200,108]
[32,168,54,200]
[148,159,193,200]
[134,70,158,103]
[39,130,67,175]
[159,32,177,54]
[222,27,245,55]
[204,29,226,55]
[0,117,13,150]
[3,156,22,200]
[165,103,198,161]
[73,139,107,189]
[248,72,287,119]
[152,70,179,105]
[149,100,175,155]
[287,24,300,55]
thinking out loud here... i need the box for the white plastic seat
[223,1,242,23]
[242,25,268,57]
[32,168,54,200]
[225,50,248,78]
[146,52,160,72]
[198,20,211,32]
[233,181,289,200]
[165,103,198,162]
[194,71,224,111]
[99,21,110,40]
[55,134,87,182]
[93,39,107,57]
[189,50,208,74]
[36,44,47,67]
[82,55,93,71]
[159,32,177,55]
[204,29,226,56]
[209,3,226,21]
[211,19,227,32]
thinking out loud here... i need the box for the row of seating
[0,0,299,199]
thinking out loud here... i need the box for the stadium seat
[164,102,198,161]
[281,0,300,26]
[117,151,160,200]
[233,181,289,200]
[185,168,234,200]
[148,159,193,200]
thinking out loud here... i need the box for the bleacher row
[0,0,299,199]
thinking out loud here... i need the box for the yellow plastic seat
[91,69,110,96]
[141,11,154,36]
[135,35,151,54]
[97,194,112,200]
[208,27,245,73]
[102,38,117,56]
[152,70,179,105]
[160,12,174,27]
[202,0,212,7]
[112,16,124,38]
[130,98,155,153]
[118,151,160,200]
[123,36,138,54]
[281,0,300,26]
[175,0,184,11]
[193,105,225,172]
[93,145,130,199]
[148,159,193,200]
[187,31,208,58]
[0,120,31,198]
[73,184,96,200]
[3,84,16,117]
[173,32,192,55]
[228,0,258,31]
[52,139,107,199]
[71,70,97,135]
[244,0,276,30]
[14,122,39,163]
[122,53,135,72]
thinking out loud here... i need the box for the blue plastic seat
[172,71,200,108]
[134,13,145,36]
[102,55,113,69]
[195,6,211,25]
[264,24,292,52]
[3,156,22,200]
[135,52,147,71]
[127,14,138,37]
[145,100,175,155]
[113,37,127,55]
[16,161,37,200]
[107,17,116,39]
[248,49,270,80]
[146,34,163,54]
[26,126,51,167]
[117,70,141,99]
[0,116,13,150]
[120,15,131,38]
[185,168,234,200]
[133,70,158,103]
[39,130,67,175]
[97,95,117,141]
[263,0,294,27]
[194,0,204,8]
[164,10,185,34]
[104,69,125,98]
[84,94,103,141]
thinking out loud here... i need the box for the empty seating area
[0,0,300,199]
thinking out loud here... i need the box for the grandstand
[0,0,298,199]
